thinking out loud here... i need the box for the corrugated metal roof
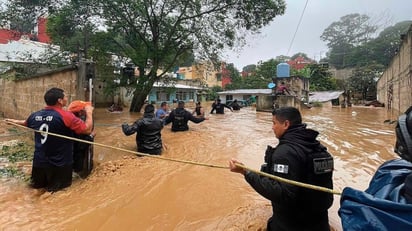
[0,39,60,62]
[153,82,204,90]
[218,89,272,95]
[309,91,344,103]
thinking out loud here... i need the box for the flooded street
[0,104,398,230]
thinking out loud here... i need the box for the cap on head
[144,104,155,113]
[395,106,412,162]
[178,101,185,108]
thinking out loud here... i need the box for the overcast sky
[223,0,412,70]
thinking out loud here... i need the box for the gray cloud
[224,0,412,70]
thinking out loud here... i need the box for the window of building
[156,91,170,101]
[216,73,222,81]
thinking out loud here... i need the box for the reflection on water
[0,104,398,230]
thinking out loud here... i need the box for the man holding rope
[229,107,334,231]
[4,87,94,192]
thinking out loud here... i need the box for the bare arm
[82,105,94,134]
[4,118,26,126]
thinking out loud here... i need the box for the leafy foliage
[206,85,223,100]
[224,63,242,90]
[321,14,378,69]
[348,63,384,100]
[321,13,377,48]
[0,141,33,180]
[306,64,337,91]
[240,59,279,89]
[42,0,286,111]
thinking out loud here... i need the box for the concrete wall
[377,25,412,116]
[0,65,87,119]
[256,95,299,112]
[329,67,354,80]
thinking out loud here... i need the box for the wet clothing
[155,108,168,119]
[245,124,333,231]
[194,106,203,117]
[122,112,164,155]
[26,106,87,167]
[30,165,72,192]
[210,102,232,114]
[25,105,87,191]
[339,159,412,230]
[231,102,241,111]
[73,133,94,178]
[276,85,288,95]
[164,108,205,132]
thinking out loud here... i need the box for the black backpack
[291,143,334,211]
[172,109,186,130]
[263,143,334,211]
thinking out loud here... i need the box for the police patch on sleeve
[273,164,289,174]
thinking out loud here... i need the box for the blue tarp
[339,159,412,231]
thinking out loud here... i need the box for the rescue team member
[164,101,207,132]
[229,107,334,231]
[68,100,96,178]
[155,101,169,120]
[122,104,164,155]
[339,106,412,230]
[210,98,233,114]
[192,101,205,118]
[4,88,94,192]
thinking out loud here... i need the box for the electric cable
[286,0,309,56]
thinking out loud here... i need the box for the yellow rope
[4,121,342,195]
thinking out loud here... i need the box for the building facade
[376,25,412,115]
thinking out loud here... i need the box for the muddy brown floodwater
[0,104,398,230]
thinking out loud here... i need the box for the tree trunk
[129,91,147,112]
[129,72,156,112]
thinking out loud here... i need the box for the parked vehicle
[226,100,249,108]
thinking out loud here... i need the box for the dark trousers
[31,165,72,192]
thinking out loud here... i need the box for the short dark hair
[161,102,167,107]
[178,100,185,108]
[44,87,64,106]
[272,107,302,125]
[144,104,155,113]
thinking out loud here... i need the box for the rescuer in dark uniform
[229,106,334,231]
[164,101,208,132]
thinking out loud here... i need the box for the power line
[286,0,309,56]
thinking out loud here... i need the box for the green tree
[242,64,257,73]
[368,20,412,66]
[1,0,286,111]
[46,1,99,60]
[0,1,41,34]
[207,85,223,100]
[307,64,337,91]
[224,63,242,90]
[49,0,286,112]
[243,58,279,89]
[321,13,377,69]
[348,63,384,101]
